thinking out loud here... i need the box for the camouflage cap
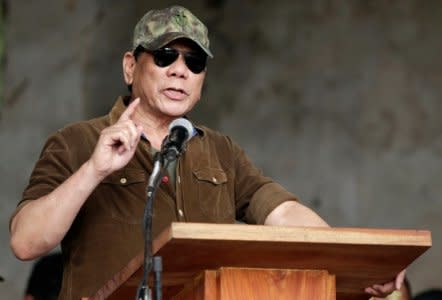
[132,5,213,58]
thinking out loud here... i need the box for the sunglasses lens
[152,47,207,74]
[184,53,207,74]
[152,48,179,67]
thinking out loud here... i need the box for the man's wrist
[82,160,109,185]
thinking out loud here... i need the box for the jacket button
[120,178,127,184]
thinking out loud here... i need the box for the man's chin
[161,105,194,118]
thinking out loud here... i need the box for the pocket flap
[193,168,227,185]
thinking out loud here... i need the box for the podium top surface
[94,222,431,300]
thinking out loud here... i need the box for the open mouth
[164,87,188,100]
[167,87,186,94]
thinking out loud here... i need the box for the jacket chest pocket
[97,168,146,224]
[192,167,234,221]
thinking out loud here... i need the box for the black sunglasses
[150,47,207,74]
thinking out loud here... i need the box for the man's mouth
[168,87,187,94]
[163,87,188,100]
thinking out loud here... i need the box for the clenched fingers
[103,120,142,153]
[365,282,395,298]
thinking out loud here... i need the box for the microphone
[138,119,193,300]
[160,118,194,161]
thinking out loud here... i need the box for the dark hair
[414,289,442,300]
[25,253,63,300]
[133,45,146,60]
[127,46,146,93]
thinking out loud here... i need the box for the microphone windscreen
[169,118,194,141]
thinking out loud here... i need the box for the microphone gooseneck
[137,118,193,300]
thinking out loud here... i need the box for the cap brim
[138,32,213,58]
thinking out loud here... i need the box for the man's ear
[122,52,136,85]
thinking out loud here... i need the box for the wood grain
[89,222,431,300]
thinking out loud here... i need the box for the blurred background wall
[1,0,441,298]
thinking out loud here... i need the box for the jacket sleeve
[229,138,299,224]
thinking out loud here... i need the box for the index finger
[119,97,140,121]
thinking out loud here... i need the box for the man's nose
[166,54,188,78]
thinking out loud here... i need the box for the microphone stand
[136,129,188,300]
[136,152,165,300]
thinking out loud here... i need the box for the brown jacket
[14,96,298,300]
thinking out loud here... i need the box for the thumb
[395,269,406,290]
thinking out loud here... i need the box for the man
[10,5,403,300]
[24,252,63,300]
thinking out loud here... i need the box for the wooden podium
[89,223,431,300]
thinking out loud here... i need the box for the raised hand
[89,98,144,179]
[365,269,406,298]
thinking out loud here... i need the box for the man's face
[124,39,206,121]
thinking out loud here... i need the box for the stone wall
[1,0,441,298]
